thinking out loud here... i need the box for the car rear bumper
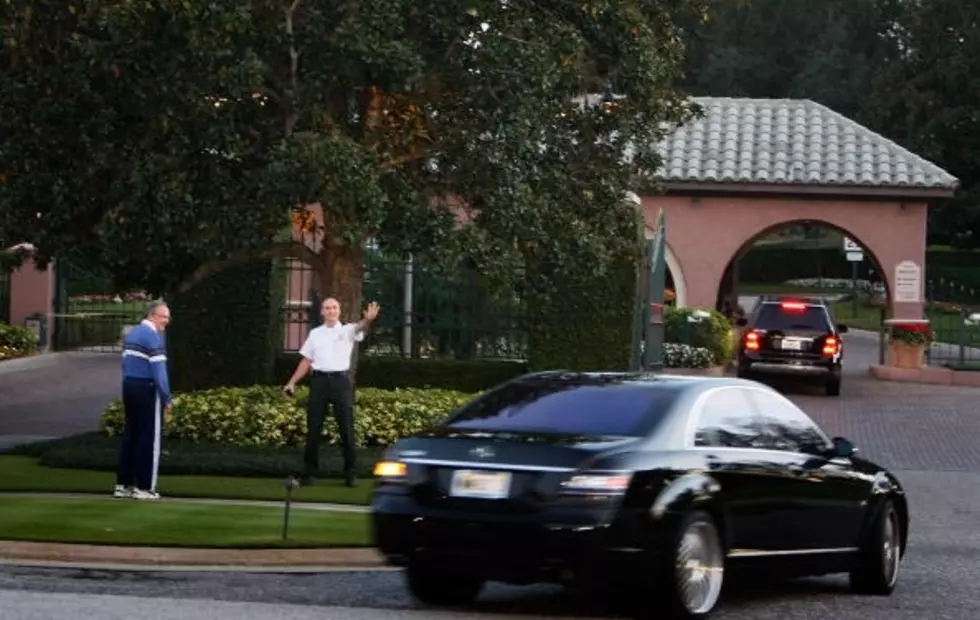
[370,494,657,585]
[741,354,838,376]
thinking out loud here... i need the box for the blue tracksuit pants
[115,377,163,491]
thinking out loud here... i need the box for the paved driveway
[0,352,120,450]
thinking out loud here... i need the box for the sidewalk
[0,540,388,570]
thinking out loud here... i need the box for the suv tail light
[822,336,839,356]
[744,330,761,351]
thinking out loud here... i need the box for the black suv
[735,296,849,396]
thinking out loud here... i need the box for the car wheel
[654,510,725,618]
[404,563,485,606]
[849,499,903,595]
[825,376,841,396]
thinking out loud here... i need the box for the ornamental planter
[885,319,932,370]
[888,341,925,369]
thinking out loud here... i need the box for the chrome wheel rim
[675,520,724,615]
[882,510,901,587]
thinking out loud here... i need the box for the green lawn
[0,456,373,505]
[0,496,371,548]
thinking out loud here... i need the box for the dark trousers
[304,371,356,478]
[116,377,163,491]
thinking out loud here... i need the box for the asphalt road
[3,332,980,618]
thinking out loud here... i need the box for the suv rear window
[755,302,832,332]
[443,381,677,437]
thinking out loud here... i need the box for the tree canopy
[1,0,705,313]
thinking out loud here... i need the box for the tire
[404,563,485,607]
[825,376,841,396]
[849,499,903,595]
[642,510,725,619]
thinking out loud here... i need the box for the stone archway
[643,226,687,308]
[641,195,929,322]
[716,218,892,315]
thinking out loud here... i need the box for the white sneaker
[113,485,133,498]
[131,489,160,500]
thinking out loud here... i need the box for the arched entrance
[715,219,892,319]
[644,226,687,307]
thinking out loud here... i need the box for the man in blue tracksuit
[114,300,173,500]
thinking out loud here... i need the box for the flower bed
[663,343,714,369]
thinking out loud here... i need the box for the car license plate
[449,470,512,499]
[781,339,802,351]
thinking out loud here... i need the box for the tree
[1,0,703,321]
[862,0,980,249]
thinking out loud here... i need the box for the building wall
[642,194,929,321]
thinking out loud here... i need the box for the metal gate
[52,260,147,352]
[0,267,10,324]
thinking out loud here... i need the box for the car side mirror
[830,436,856,458]
[836,323,849,334]
[736,317,748,327]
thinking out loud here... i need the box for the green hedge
[166,259,284,392]
[99,385,478,448]
[0,321,36,360]
[664,306,734,367]
[525,206,643,371]
[274,354,527,392]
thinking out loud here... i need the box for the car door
[689,386,775,553]
[747,388,868,550]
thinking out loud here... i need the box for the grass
[0,496,371,548]
[0,455,373,505]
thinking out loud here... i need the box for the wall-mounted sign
[894,260,922,303]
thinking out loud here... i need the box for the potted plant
[885,320,932,369]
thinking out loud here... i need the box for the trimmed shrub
[664,306,734,367]
[273,354,528,393]
[99,385,479,448]
[663,343,714,369]
[0,321,37,360]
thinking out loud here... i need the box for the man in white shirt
[284,297,380,487]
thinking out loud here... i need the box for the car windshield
[756,303,832,332]
[442,379,677,437]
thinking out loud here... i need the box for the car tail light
[781,301,807,311]
[744,330,761,351]
[560,471,633,495]
[822,336,839,356]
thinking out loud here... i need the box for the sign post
[843,237,864,317]
[644,209,667,371]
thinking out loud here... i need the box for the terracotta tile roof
[653,97,958,192]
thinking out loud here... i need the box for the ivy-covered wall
[167,259,285,392]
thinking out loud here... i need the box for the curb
[0,541,390,571]
[0,492,370,513]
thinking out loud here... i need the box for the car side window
[693,388,763,449]
[749,390,831,454]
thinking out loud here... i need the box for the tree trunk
[316,241,367,386]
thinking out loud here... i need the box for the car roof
[506,370,758,395]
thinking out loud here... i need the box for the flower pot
[888,341,925,369]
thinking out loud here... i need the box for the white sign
[843,237,862,252]
[894,260,922,303]
[846,251,864,262]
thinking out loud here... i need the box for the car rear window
[443,381,677,437]
[756,303,832,332]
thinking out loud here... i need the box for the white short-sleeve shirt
[298,323,365,372]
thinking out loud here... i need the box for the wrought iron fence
[51,260,148,352]
[277,252,528,361]
[0,268,10,323]
[924,308,980,368]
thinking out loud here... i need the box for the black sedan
[369,371,908,619]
